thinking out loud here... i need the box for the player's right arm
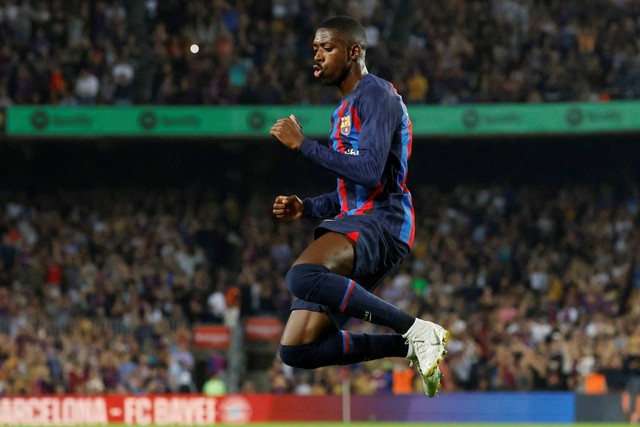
[298,85,399,189]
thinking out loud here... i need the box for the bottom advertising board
[0,392,618,425]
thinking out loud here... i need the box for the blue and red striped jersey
[299,73,415,248]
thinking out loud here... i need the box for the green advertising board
[5,101,640,138]
[414,101,639,136]
[6,106,333,138]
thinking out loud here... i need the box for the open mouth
[313,65,323,78]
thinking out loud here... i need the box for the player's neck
[339,64,368,96]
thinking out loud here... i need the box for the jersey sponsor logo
[344,148,358,156]
[340,115,351,135]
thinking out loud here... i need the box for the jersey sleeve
[299,85,397,189]
[301,191,341,219]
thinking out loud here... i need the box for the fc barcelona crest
[340,115,351,135]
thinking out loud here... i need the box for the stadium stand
[1,137,639,396]
[2,0,640,106]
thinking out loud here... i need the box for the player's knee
[285,263,329,300]
[279,343,321,369]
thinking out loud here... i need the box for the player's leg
[282,229,448,396]
[278,234,410,369]
[279,309,410,368]
[286,231,416,334]
[280,308,336,346]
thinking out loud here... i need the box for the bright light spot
[190,44,199,54]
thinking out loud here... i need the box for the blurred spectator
[74,68,100,104]
[405,66,429,104]
[111,53,135,105]
[202,370,227,396]
[391,363,415,394]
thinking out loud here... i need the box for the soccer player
[269,16,448,397]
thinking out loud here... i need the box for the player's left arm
[299,87,396,188]
[301,191,341,219]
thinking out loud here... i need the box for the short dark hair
[318,16,367,51]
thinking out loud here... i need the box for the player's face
[312,28,352,86]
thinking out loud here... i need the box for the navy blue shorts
[290,215,410,328]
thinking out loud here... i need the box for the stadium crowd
[2,0,640,106]
[1,178,640,396]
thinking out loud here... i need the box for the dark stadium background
[3,134,640,191]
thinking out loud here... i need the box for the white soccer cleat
[404,319,449,393]
[408,355,444,397]
[423,366,444,397]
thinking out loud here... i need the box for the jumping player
[269,15,448,397]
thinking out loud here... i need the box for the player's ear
[349,44,362,61]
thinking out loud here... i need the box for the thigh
[293,231,355,277]
[313,216,410,292]
[281,232,354,346]
[280,309,337,345]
